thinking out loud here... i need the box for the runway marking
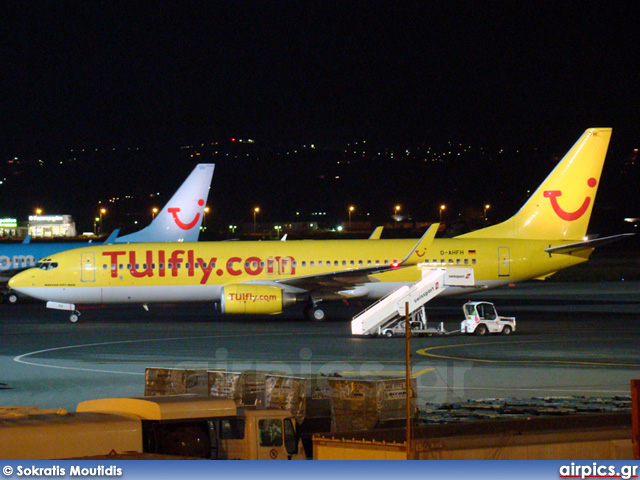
[416,339,640,367]
[12,331,325,376]
[417,386,632,394]
[339,367,434,378]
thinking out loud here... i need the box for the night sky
[1,2,639,234]
[3,2,640,150]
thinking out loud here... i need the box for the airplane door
[498,247,510,277]
[81,252,96,282]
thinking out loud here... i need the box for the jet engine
[220,284,297,315]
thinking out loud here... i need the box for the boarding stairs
[350,267,474,336]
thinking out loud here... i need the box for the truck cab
[461,301,516,335]
[77,395,306,460]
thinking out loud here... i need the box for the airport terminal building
[27,214,77,238]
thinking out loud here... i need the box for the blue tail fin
[115,164,215,243]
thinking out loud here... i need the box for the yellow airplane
[9,128,632,322]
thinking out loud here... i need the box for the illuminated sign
[29,215,65,222]
[0,218,17,228]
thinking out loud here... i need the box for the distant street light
[152,207,158,219]
[484,204,491,221]
[203,206,210,230]
[35,208,42,216]
[439,204,446,222]
[348,206,355,230]
[253,207,260,233]
[394,205,401,221]
[99,208,106,234]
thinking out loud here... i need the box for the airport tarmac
[1,280,639,412]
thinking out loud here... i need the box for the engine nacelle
[220,284,297,315]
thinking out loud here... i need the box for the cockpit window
[35,261,58,271]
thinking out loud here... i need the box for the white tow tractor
[461,301,516,335]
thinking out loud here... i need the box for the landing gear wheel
[8,293,18,304]
[304,305,326,322]
[69,312,80,323]
[502,325,512,335]
[384,330,394,338]
[475,324,488,336]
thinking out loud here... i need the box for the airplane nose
[9,271,30,289]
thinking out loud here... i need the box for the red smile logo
[543,178,597,221]
[414,248,426,258]
[168,199,205,230]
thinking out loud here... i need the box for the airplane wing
[254,223,440,297]
[544,233,635,255]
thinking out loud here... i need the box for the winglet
[102,229,121,245]
[115,163,215,243]
[368,226,384,240]
[398,223,439,266]
[21,235,32,244]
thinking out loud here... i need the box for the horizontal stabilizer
[544,233,635,255]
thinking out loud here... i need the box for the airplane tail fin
[459,128,612,240]
[115,163,215,243]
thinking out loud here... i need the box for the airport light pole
[152,207,158,219]
[253,207,260,233]
[99,208,106,235]
[203,206,210,231]
[405,301,414,460]
[439,204,446,222]
[394,205,401,221]
[348,206,354,231]
[484,204,490,221]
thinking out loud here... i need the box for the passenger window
[258,419,283,447]
[358,260,363,266]
[334,261,339,266]
[342,261,346,266]
[302,261,307,267]
[472,259,477,265]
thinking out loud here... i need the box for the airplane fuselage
[11,237,589,306]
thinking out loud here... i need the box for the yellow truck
[0,395,305,460]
